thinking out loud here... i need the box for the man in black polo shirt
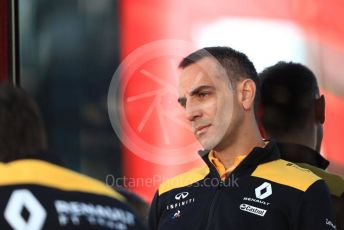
[0,83,146,230]
[148,47,336,230]
[259,61,344,230]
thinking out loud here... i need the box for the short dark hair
[0,83,47,162]
[259,62,320,136]
[179,46,260,103]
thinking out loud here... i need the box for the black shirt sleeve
[297,180,336,230]
[148,191,160,230]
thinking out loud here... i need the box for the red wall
[120,0,344,201]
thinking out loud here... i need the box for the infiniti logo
[175,192,189,200]
[167,192,195,210]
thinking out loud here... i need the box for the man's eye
[199,92,209,98]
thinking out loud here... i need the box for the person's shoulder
[0,159,125,201]
[158,166,209,196]
[297,163,344,197]
[252,159,321,192]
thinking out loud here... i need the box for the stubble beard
[198,121,233,151]
[212,111,243,152]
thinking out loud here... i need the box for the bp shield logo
[255,182,272,199]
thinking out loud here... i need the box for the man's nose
[185,102,202,121]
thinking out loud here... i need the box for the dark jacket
[278,142,344,230]
[149,141,335,230]
[0,157,146,230]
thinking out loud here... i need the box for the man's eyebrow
[189,85,215,96]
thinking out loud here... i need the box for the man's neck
[270,133,316,153]
[213,122,265,169]
[268,122,320,152]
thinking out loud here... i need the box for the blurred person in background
[149,47,335,230]
[0,83,146,230]
[258,61,344,230]
[115,187,149,226]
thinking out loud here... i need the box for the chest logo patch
[175,192,189,200]
[239,203,267,217]
[255,182,272,199]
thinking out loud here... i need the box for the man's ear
[315,95,325,124]
[238,79,256,110]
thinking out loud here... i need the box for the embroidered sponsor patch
[239,203,267,217]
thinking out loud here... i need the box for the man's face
[178,57,242,150]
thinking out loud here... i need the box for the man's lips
[194,124,211,135]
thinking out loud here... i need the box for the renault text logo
[255,182,272,199]
[175,192,189,200]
